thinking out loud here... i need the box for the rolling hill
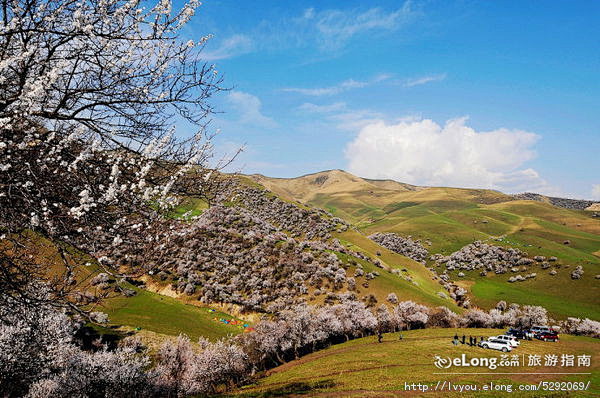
[18,169,598,344]
[248,170,600,320]
[7,171,598,397]
[10,173,463,348]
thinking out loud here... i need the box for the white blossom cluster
[152,334,249,396]
[369,232,429,264]
[563,317,600,338]
[432,241,532,274]
[1,0,225,252]
[110,205,355,311]
[0,291,149,397]
[218,181,350,240]
[237,301,378,367]
[0,120,209,254]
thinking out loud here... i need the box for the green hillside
[12,231,246,342]
[18,169,599,346]
[232,328,600,397]
[334,230,462,312]
[252,170,600,320]
[102,286,247,341]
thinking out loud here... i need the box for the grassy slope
[166,197,208,219]
[101,286,245,341]
[236,174,464,312]
[335,230,462,313]
[15,230,244,342]
[255,171,600,320]
[233,328,600,397]
[360,201,599,319]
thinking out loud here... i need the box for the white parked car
[492,335,520,347]
[479,338,513,352]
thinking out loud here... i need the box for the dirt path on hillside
[505,216,527,236]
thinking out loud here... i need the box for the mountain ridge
[248,169,599,211]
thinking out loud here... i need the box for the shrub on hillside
[376,304,394,332]
[369,233,429,264]
[571,266,584,280]
[386,292,399,304]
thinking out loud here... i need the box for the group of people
[453,333,483,346]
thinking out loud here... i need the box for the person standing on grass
[461,335,466,344]
[453,334,459,346]
[377,329,383,343]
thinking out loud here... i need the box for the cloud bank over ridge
[345,117,553,194]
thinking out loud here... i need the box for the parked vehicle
[506,328,529,340]
[535,331,559,342]
[530,326,552,336]
[479,338,513,352]
[492,335,520,347]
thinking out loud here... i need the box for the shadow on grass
[227,380,336,397]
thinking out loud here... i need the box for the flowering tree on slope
[0,0,237,313]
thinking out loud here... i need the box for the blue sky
[181,0,599,199]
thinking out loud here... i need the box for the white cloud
[227,91,276,128]
[329,109,385,131]
[283,74,391,96]
[403,73,447,87]
[283,86,341,96]
[307,4,417,51]
[345,117,550,193]
[303,8,316,20]
[206,3,419,61]
[297,102,347,113]
[591,184,600,200]
[298,101,383,131]
[203,34,254,61]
